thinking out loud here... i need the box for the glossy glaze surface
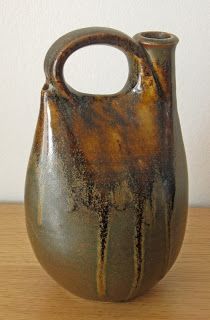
[25,27,188,302]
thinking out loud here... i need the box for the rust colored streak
[37,204,42,226]
[36,91,51,226]
[151,60,172,98]
[127,196,146,300]
[70,83,160,184]
[32,90,46,156]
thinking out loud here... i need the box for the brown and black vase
[25,27,188,302]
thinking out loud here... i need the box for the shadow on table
[36,280,176,320]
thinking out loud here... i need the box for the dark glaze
[25,28,188,301]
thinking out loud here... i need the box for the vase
[25,27,188,302]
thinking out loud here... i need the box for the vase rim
[134,31,179,46]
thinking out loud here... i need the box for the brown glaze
[25,27,188,302]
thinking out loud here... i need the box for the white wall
[0,0,210,206]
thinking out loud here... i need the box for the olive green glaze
[25,27,188,302]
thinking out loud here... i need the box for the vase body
[25,27,188,302]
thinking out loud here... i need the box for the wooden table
[0,204,209,319]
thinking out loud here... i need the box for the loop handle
[44,27,155,96]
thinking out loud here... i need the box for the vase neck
[134,31,178,100]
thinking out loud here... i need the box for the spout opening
[141,31,171,39]
[134,31,179,46]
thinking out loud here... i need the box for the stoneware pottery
[25,27,188,302]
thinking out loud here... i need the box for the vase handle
[44,27,159,97]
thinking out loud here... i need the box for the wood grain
[0,204,209,319]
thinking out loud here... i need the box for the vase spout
[134,31,179,98]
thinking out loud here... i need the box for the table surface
[0,204,210,320]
